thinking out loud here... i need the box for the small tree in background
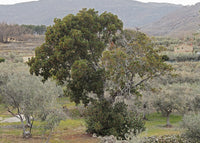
[153,88,186,127]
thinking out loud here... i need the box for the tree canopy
[102,30,172,101]
[28,8,123,105]
[28,9,172,106]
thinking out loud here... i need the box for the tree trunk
[0,34,3,43]
[20,118,26,137]
[45,129,53,143]
[166,113,171,127]
[24,115,33,138]
[19,115,31,138]
[143,103,148,120]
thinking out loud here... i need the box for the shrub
[85,100,145,140]
[181,114,200,142]
[162,55,169,61]
[0,57,5,63]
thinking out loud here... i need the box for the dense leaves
[85,100,145,139]
[28,8,123,104]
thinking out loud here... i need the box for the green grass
[57,119,85,130]
[140,113,183,137]
[57,97,76,109]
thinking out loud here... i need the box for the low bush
[0,57,5,63]
[161,55,169,61]
[181,114,200,143]
[85,100,145,140]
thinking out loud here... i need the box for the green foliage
[182,114,200,142]
[0,63,65,137]
[85,100,145,139]
[28,8,123,105]
[0,57,5,63]
[102,30,172,99]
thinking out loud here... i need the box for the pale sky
[0,0,199,5]
[0,0,38,5]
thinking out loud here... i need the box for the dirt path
[0,115,24,123]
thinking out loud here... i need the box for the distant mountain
[142,3,200,37]
[0,0,181,28]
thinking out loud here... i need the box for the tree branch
[7,108,20,119]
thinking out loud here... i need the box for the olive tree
[0,63,64,138]
[153,86,187,127]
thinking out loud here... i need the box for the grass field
[140,113,182,137]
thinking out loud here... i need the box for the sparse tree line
[0,23,46,43]
[0,8,200,142]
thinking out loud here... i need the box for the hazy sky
[0,0,38,5]
[0,0,199,5]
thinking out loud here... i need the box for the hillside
[0,0,181,28]
[142,3,200,37]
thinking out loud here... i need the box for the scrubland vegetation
[0,8,200,143]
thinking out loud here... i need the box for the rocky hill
[142,3,200,37]
[0,0,181,28]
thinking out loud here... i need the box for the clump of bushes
[181,114,200,143]
[0,57,5,63]
[85,100,145,140]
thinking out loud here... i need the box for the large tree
[28,8,123,105]
[28,9,172,105]
[28,9,172,138]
